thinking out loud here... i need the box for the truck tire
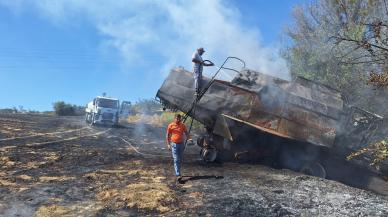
[113,119,119,128]
[85,113,92,123]
[90,113,95,126]
[200,148,218,163]
[196,136,205,147]
[300,161,326,178]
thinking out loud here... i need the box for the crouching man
[166,114,189,182]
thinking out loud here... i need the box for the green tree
[53,101,76,116]
[284,0,387,115]
[284,0,388,168]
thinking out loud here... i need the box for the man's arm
[192,58,202,64]
[192,52,202,64]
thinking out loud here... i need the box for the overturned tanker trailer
[156,66,388,194]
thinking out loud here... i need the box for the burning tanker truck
[156,62,387,194]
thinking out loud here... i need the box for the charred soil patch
[0,114,387,216]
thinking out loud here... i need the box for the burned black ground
[0,114,387,216]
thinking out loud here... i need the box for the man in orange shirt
[166,114,189,181]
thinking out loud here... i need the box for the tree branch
[331,36,388,52]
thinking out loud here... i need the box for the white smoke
[0,0,290,80]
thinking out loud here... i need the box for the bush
[347,140,388,168]
[132,99,162,115]
[53,101,78,116]
[126,98,204,133]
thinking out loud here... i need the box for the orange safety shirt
[167,122,187,144]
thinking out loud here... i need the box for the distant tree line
[1,99,160,116]
[0,106,42,114]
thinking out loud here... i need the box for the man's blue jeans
[171,142,184,176]
[194,72,202,93]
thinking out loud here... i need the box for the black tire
[86,113,93,124]
[300,161,326,178]
[199,148,204,158]
[90,113,95,126]
[200,148,217,163]
[197,136,205,147]
[113,118,119,128]
[85,114,89,123]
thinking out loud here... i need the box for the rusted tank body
[157,67,381,150]
[156,67,387,194]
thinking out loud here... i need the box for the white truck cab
[85,96,120,126]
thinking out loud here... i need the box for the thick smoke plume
[0,0,290,80]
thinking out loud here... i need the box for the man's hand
[192,58,202,64]
[202,60,214,66]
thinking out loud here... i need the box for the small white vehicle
[85,96,120,126]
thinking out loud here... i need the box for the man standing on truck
[192,47,214,95]
[166,114,189,182]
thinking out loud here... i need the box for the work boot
[176,176,183,184]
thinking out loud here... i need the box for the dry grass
[93,165,176,213]
[39,176,75,182]
[34,205,72,217]
[0,178,18,187]
[16,174,33,181]
[96,182,176,212]
[369,72,388,86]
[0,156,16,168]
[126,112,176,127]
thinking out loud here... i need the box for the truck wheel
[85,113,92,123]
[300,161,326,178]
[200,148,218,163]
[90,114,95,126]
[196,136,205,147]
[113,120,119,128]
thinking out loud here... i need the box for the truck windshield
[97,98,118,109]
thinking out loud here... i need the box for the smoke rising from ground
[0,0,290,80]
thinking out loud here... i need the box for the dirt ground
[0,114,387,217]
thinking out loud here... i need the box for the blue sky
[0,0,306,111]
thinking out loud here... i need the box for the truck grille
[102,113,114,120]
